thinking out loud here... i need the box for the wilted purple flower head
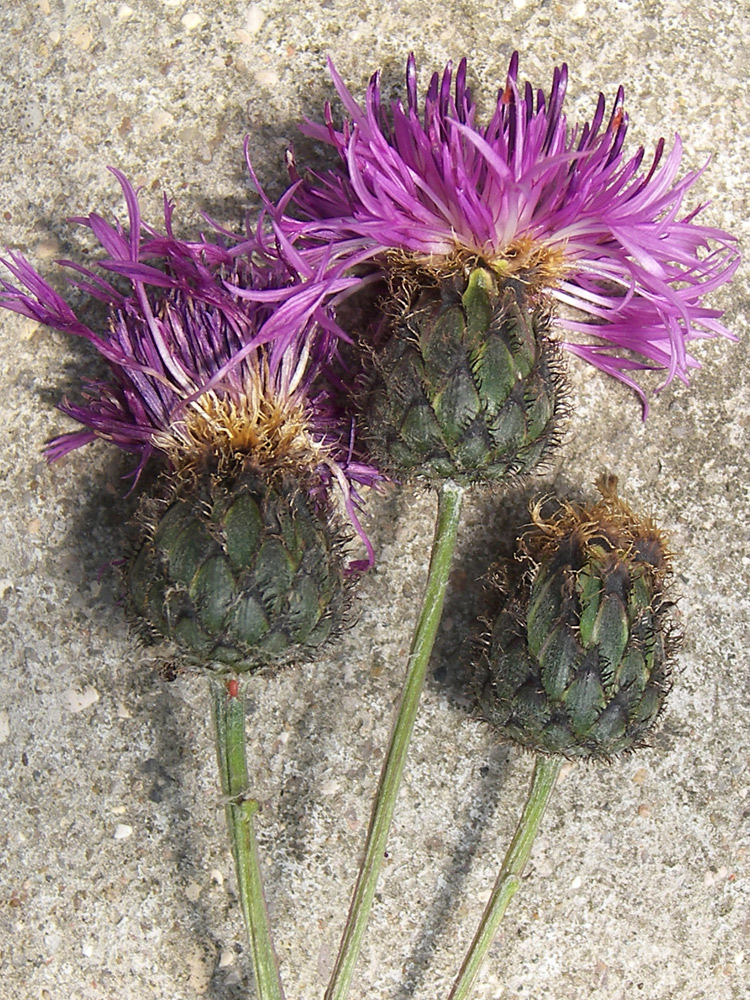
[0,170,380,561]
[283,53,740,408]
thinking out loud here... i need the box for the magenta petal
[0,172,384,557]
[282,53,740,404]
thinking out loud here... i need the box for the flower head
[283,54,740,409]
[480,474,676,758]
[0,170,381,563]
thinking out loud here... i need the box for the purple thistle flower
[281,53,740,410]
[0,169,381,564]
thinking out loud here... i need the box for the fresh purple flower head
[282,53,740,410]
[0,170,381,562]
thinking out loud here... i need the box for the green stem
[209,677,285,1000]
[325,480,465,1000]
[447,755,562,1000]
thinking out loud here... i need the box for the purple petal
[281,53,740,404]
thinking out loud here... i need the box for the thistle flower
[283,53,739,408]
[0,170,382,669]
[480,474,677,758]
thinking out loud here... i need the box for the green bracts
[128,465,347,672]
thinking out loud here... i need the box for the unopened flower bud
[481,475,677,758]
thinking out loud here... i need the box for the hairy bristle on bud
[383,238,569,292]
[151,375,327,476]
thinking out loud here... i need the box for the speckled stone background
[0,2,748,999]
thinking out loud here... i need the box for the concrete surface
[0,2,748,999]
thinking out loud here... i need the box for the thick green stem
[325,480,465,1000]
[448,755,562,1000]
[209,677,285,1000]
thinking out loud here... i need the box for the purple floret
[280,53,740,410]
[0,169,382,564]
